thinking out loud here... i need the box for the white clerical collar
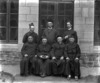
[68,28,72,30]
[48,27,52,29]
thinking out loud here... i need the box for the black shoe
[40,73,46,78]
[20,73,24,76]
[67,75,71,80]
[75,76,78,81]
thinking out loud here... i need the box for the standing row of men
[20,20,81,81]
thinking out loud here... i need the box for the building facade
[0,0,100,74]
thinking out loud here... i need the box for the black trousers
[38,59,51,76]
[65,60,80,77]
[20,57,29,75]
[51,59,65,75]
[30,57,39,75]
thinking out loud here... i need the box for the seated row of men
[20,35,81,81]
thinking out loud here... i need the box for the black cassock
[51,42,65,75]
[63,29,78,44]
[20,42,37,75]
[42,28,59,45]
[22,31,38,44]
[64,42,81,78]
[37,43,51,76]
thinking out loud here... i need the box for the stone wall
[74,0,95,53]
[18,0,39,51]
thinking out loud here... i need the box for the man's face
[67,22,71,28]
[57,37,63,43]
[42,38,47,44]
[30,25,35,31]
[28,36,33,42]
[47,22,53,28]
[69,37,75,43]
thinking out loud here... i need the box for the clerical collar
[68,28,72,30]
[48,27,52,29]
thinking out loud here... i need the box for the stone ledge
[0,51,100,67]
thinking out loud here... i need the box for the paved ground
[0,65,100,83]
[13,75,98,83]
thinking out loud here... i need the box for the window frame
[0,0,19,44]
[39,0,74,37]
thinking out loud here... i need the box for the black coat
[51,42,65,59]
[63,30,78,43]
[22,31,38,43]
[64,43,81,60]
[21,42,37,58]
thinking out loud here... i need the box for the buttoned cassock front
[20,42,37,75]
[37,43,52,76]
[64,43,81,78]
[42,28,59,45]
[50,42,65,75]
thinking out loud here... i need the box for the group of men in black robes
[20,21,81,81]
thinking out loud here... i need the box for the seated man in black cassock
[37,38,51,77]
[64,36,81,80]
[51,36,65,76]
[20,36,37,76]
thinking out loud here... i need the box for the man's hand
[24,54,28,57]
[35,55,37,57]
[64,35,69,39]
[75,58,79,61]
[45,56,49,59]
[40,55,43,58]
[66,57,70,62]
[60,56,64,60]
[52,57,56,60]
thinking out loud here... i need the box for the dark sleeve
[64,45,68,58]
[76,44,81,59]
[21,44,27,57]
[74,31,78,43]
[50,44,55,57]
[35,33,39,44]
[42,29,46,38]
[22,33,28,43]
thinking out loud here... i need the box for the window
[94,0,100,46]
[39,0,74,36]
[0,0,19,43]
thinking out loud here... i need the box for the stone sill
[0,44,18,51]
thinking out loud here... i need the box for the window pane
[94,1,100,45]
[10,14,18,27]
[40,3,47,15]
[58,16,64,28]
[10,0,18,13]
[0,28,6,40]
[10,28,18,40]
[47,3,55,15]
[40,16,47,28]
[0,14,7,26]
[58,3,64,15]
[0,0,7,13]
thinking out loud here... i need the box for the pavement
[0,65,100,83]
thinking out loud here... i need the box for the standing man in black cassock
[51,36,65,76]
[20,36,37,76]
[64,36,81,80]
[22,23,38,44]
[42,20,59,45]
[63,21,78,44]
[37,38,51,78]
